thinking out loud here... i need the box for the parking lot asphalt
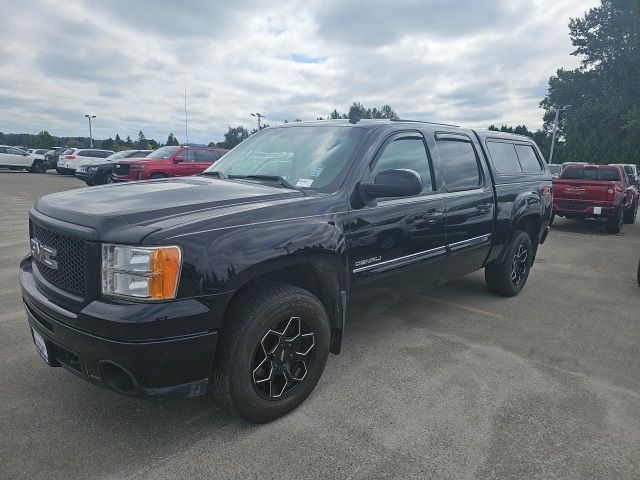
[0,171,639,480]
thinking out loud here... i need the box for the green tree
[35,131,56,148]
[541,0,640,164]
[165,133,179,146]
[218,126,249,149]
[136,130,146,148]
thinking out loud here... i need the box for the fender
[487,190,544,266]
[174,217,350,353]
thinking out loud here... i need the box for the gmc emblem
[30,238,58,269]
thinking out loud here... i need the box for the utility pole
[184,89,189,146]
[85,114,96,148]
[548,105,572,164]
[251,113,266,130]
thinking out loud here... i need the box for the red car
[112,145,228,182]
[552,164,638,233]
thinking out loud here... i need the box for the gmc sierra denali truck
[20,120,552,422]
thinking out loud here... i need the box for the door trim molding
[353,246,447,274]
[447,233,492,252]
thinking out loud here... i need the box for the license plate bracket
[32,328,50,364]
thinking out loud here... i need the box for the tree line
[0,130,182,152]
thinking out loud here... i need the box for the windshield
[204,126,367,192]
[105,151,133,162]
[561,167,621,181]
[146,146,179,159]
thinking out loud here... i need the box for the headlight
[129,163,146,169]
[101,244,182,300]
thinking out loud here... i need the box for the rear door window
[195,150,214,162]
[487,141,521,174]
[437,139,482,192]
[515,144,543,172]
[181,149,196,162]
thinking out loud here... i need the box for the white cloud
[0,0,599,144]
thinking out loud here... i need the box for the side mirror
[174,156,184,163]
[360,168,423,201]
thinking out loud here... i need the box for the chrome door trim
[353,246,447,274]
[447,233,492,252]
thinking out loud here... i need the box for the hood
[33,176,307,243]
[77,157,112,167]
[118,157,166,164]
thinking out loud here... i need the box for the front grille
[114,163,130,176]
[31,223,86,295]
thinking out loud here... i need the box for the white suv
[57,148,115,174]
[0,145,49,173]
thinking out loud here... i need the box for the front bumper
[20,257,220,398]
[74,170,99,183]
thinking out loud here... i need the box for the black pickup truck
[20,120,552,422]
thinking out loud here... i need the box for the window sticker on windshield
[311,167,324,178]
[296,178,314,188]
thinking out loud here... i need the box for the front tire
[213,285,330,423]
[485,230,532,297]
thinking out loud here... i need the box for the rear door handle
[423,209,444,223]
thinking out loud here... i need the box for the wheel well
[149,172,168,178]
[514,215,541,259]
[223,263,344,354]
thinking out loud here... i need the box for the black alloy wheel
[251,316,316,400]
[511,243,529,286]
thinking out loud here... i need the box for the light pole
[548,105,571,164]
[85,114,96,148]
[251,113,266,130]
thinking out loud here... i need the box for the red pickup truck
[552,164,638,233]
[113,145,228,182]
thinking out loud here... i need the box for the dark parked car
[43,147,68,170]
[75,150,152,185]
[20,120,551,422]
[112,145,228,181]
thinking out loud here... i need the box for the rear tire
[212,285,330,423]
[623,200,637,224]
[606,204,624,233]
[485,230,532,297]
[149,173,166,179]
[102,172,113,184]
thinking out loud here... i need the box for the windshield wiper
[200,170,228,179]
[228,174,300,191]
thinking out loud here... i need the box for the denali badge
[30,238,58,269]
[355,256,382,267]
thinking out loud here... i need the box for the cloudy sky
[0,0,598,145]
